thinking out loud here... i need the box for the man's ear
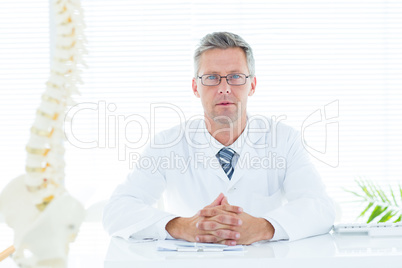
[192,78,200,98]
[248,76,257,96]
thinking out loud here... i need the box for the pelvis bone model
[0,0,87,267]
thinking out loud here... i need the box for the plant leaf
[367,205,387,223]
[378,184,391,204]
[344,179,402,223]
[390,186,398,206]
[378,210,395,223]
[343,188,366,200]
[367,181,376,198]
[399,184,402,202]
[358,202,373,218]
[356,179,364,190]
[360,180,373,199]
[369,181,386,203]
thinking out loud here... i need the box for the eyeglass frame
[197,73,250,86]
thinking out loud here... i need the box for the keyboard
[333,223,402,236]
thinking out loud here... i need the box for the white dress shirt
[103,115,336,242]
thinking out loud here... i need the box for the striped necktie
[217,147,236,180]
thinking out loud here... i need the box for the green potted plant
[344,179,402,223]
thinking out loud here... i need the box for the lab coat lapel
[189,119,232,183]
[229,118,266,185]
[229,139,258,185]
[194,146,230,183]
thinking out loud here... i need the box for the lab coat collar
[188,114,267,184]
[189,113,266,148]
[208,119,249,157]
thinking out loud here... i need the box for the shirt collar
[199,116,250,157]
[188,113,267,165]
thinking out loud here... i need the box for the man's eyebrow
[202,71,220,74]
[202,70,243,74]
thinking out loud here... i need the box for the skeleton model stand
[0,0,87,267]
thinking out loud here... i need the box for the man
[103,32,335,245]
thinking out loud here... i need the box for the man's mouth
[217,102,234,106]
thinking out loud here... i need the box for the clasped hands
[166,193,274,246]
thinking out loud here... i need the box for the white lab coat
[103,116,335,242]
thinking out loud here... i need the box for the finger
[222,240,238,246]
[213,229,241,241]
[197,217,241,231]
[195,234,239,246]
[221,203,243,213]
[195,229,240,243]
[198,207,221,217]
[213,239,238,246]
[195,234,220,243]
[206,193,225,208]
[196,220,222,231]
[221,196,229,205]
[215,214,243,226]
[197,214,242,228]
[199,206,242,217]
[219,198,243,213]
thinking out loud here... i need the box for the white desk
[104,233,402,268]
[0,222,110,268]
[2,223,402,268]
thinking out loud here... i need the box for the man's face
[192,47,256,126]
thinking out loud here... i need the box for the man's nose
[218,78,231,94]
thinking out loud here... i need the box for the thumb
[221,196,230,205]
[206,193,225,208]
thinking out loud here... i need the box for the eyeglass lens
[201,73,246,86]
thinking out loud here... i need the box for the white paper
[157,240,244,252]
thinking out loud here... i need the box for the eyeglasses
[198,73,249,86]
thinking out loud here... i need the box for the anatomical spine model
[0,0,87,267]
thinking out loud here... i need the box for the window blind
[0,1,50,195]
[1,0,401,222]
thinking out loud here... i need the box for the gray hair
[194,32,255,78]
